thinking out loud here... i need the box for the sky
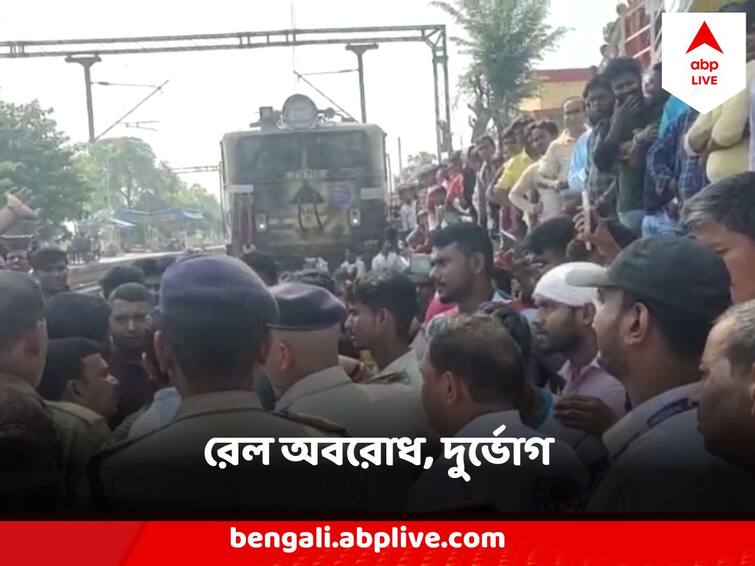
[0,0,616,198]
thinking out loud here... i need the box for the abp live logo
[662,12,746,114]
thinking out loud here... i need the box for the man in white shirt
[408,316,588,512]
[539,97,587,191]
[567,236,742,512]
[371,241,409,273]
[398,185,418,235]
[339,248,366,282]
[346,270,421,388]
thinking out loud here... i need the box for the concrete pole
[345,44,378,123]
[65,55,101,143]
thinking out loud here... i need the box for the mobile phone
[581,191,592,251]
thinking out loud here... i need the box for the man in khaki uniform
[267,282,429,438]
[48,402,110,500]
[0,271,64,509]
[266,282,431,510]
[37,338,117,499]
[89,255,364,512]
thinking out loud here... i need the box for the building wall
[519,68,593,120]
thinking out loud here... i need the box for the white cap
[533,262,599,308]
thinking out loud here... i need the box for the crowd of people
[0,167,753,513]
[2,1,755,514]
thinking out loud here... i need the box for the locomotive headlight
[255,213,269,233]
[282,94,318,129]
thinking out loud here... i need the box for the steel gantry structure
[0,25,453,160]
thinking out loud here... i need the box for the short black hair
[621,292,715,361]
[477,135,496,147]
[161,303,269,390]
[132,258,163,279]
[511,116,534,130]
[521,215,576,257]
[351,270,418,339]
[487,304,533,364]
[492,267,513,296]
[0,271,45,352]
[241,251,279,286]
[529,119,560,138]
[501,125,518,141]
[602,56,642,84]
[46,293,110,345]
[429,315,525,404]
[682,172,755,242]
[37,338,102,401]
[109,282,154,305]
[431,223,494,274]
[29,248,67,271]
[100,266,145,300]
[583,75,612,99]
[285,270,338,295]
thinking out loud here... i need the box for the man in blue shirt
[644,108,705,237]
[568,128,591,193]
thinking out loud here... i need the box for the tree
[0,100,88,238]
[74,137,222,239]
[173,183,222,223]
[74,137,176,213]
[433,0,567,140]
[397,151,437,183]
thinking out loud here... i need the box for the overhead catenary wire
[292,70,357,122]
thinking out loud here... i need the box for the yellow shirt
[685,60,755,183]
[495,151,534,193]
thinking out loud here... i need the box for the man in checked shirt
[644,107,705,237]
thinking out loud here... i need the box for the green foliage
[433,0,567,139]
[0,100,88,237]
[173,183,222,222]
[0,97,220,242]
[75,137,175,212]
[74,137,220,219]
[398,151,437,183]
